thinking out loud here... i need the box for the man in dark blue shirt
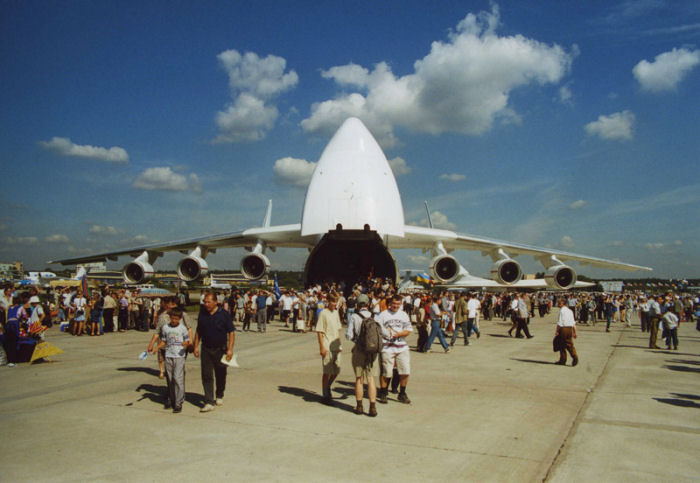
[255,290,268,332]
[194,291,236,412]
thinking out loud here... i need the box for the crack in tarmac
[542,328,623,481]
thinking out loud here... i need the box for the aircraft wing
[48,224,313,265]
[388,225,651,272]
[440,274,595,290]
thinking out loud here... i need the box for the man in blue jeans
[424,295,451,353]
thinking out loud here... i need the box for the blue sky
[1,0,698,278]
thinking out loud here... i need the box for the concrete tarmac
[1,311,698,482]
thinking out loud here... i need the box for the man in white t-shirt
[554,298,578,366]
[279,291,293,326]
[467,293,481,340]
[661,307,679,350]
[376,295,413,404]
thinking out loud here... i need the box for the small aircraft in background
[208,275,232,290]
[18,267,87,286]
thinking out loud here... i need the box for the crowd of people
[2,278,699,417]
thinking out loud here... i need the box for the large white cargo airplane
[48,118,651,289]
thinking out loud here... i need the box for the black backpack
[356,312,383,358]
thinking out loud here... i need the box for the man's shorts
[381,349,410,376]
[352,348,379,379]
[322,350,341,375]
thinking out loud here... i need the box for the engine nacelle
[240,253,270,280]
[122,260,154,284]
[490,259,523,285]
[545,265,577,290]
[429,254,460,283]
[176,256,209,282]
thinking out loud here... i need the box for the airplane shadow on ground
[118,366,161,377]
[667,359,700,366]
[653,393,700,409]
[128,383,205,408]
[277,386,355,413]
[663,365,700,374]
[510,358,555,365]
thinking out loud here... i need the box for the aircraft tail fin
[424,201,434,229]
[262,200,272,228]
[73,267,87,280]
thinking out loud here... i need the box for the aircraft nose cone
[301,117,405,237]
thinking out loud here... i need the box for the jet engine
[490,258,523,285]
[122,260,154,284]
[240,253,270,280]
[176,255,209,282]
[429,254,460,283]
[545,265,577,290]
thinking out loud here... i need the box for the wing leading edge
[48,224,312,265]
[388,225,652,272]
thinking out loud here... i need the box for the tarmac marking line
[542,326,623,481]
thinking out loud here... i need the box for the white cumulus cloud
[302,5,573,146]
[388,156,411,176]
[440,173,466,182]
[89,225,120,236]
[4,236,38,245]
[40,137,129,163]
[560,235,575,249]
[568,199,587,209]
[585,111,635,141]
[645,242,664,250]
[214,50,298,143]
[273,157,317,188]
[418,210,457,230]
[45,234,69,243]
[132,167,202,192]
[633,47,700,92]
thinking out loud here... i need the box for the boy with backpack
[345,298,380,416]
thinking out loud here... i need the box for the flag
[81,272,89,298]
[274,273,281,299]
[416,272,433,284]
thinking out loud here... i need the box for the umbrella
[30,341,64,363]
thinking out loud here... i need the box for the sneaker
[444,348,451,353]
[215,398,224,406]
[200,403,216,413]
[397,392,411,404]
[7,363,16,367]
[368,404,378,417]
